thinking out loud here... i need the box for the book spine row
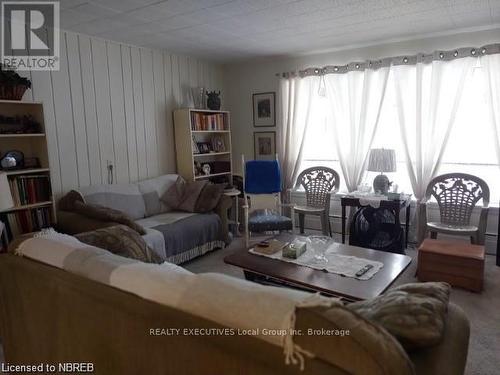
[191,113,227,131]
[1,207,52,240]
[8,175,51,206]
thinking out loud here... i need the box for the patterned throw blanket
[15,230,342,370]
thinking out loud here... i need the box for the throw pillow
[73,201,146,235]
[195,183,225,213]
[347,282,450,351]
[162,175,186,209]
[75,225,162,264]
[161,176,208,213]
[178,180,208,212]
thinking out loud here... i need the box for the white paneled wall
[17,30,223,197]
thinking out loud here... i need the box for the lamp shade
[367,149,396,173]
[0,172,14,210]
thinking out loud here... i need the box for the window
[300,62,499,202]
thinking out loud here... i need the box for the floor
[1,235,498,375]
[183,234,500,375]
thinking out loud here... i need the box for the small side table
[224,188,241,237]
[341,195,411,251]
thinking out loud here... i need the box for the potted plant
[0,63,31,100]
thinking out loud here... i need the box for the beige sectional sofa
[0,234,470,375]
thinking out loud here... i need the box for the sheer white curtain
[278,75,317,196]
[392,57,475,201]
[324,67,390,192]
[482,53,500,170]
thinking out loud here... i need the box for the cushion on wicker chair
[248,213,293,232]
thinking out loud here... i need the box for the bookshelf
[0,100,55,240]
[173,108,233,185]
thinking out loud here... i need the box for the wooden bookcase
[173,108,233,185]
[0,100,55,240]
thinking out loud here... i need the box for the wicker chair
[293,167,340,236]
[419,173,490,245]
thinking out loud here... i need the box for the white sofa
[57,174,230,264]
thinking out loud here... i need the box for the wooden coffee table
[224,234,412,302]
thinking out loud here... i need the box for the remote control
[355,264,374,277]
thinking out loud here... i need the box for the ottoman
[417,239,484,292]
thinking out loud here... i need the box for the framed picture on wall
[254,131,276,160]
[253,92,275,127]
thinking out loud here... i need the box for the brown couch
[0,252,469,375]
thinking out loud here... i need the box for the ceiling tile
[59,0,500,62]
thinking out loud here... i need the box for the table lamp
[367,148,396,194]
[0,172,14,248]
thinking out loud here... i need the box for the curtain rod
[275,43,500,78]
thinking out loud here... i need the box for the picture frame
[254,131,276,160]
[192,135,200,154]
[253,92,275,127]
[211,135,226,153]
[197,142,211,154]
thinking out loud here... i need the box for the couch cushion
[348,282,451,351]
[248,213,293,232]
[78,184,146,220]
[137,174,179,216]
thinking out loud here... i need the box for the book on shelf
[0,207,52,240]
[190,112,227,131]
[8,174,51,206]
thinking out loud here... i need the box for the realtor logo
[1,1,60,70]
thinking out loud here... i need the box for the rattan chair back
[295,167,340,208]
[426,173,490,226]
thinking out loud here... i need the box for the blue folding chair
[242,155,294,247]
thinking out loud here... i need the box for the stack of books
[8,175,51,206]
[1,207,52,239]
[191,112,226,131]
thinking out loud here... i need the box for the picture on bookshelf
[197,142,211,154]
[211,135,226,152]
[24,157,41,169]
[192,135,200,154]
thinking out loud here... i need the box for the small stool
[417,239,485,292]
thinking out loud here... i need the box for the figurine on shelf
[202,164,211,175]
[206,90,221,110]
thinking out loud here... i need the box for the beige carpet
[183,235,500,375]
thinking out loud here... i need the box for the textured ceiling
[60,0,500,61]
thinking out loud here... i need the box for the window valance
[278,43,500,78]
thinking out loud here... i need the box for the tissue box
[283,240,307,259]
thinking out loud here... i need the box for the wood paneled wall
[16,30,223,196]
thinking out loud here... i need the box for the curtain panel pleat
[278,76,316,201]
[482,53,500,172]
[392,57,474,202]
[324,67,390,192]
